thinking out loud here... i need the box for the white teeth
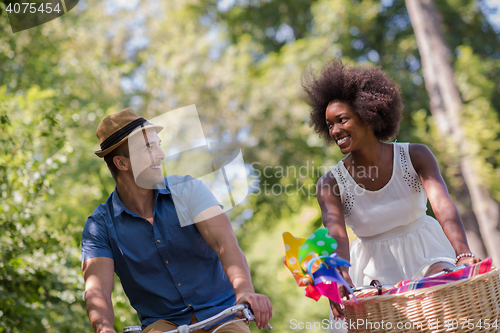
[337,136,348,145]
[151,165,161,169]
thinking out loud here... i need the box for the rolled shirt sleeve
[167,175,223,227]
[82,213,114,261]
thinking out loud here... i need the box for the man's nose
[155,145,166,161]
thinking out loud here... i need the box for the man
[82,108,272,333]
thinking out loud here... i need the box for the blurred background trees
[406,0,500,263]
[1,0,499,332]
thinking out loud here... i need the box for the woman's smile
[325,101,371,154]
[336,135,350,147]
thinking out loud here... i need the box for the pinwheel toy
[283,228,357,304]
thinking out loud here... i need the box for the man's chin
[135,171,165,189]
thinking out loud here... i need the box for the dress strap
[330,163,354,218]
[396,143,423,193]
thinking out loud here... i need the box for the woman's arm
[409,143,480,265]
[317,172,353,320]
[317,172,350,266]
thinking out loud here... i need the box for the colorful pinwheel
[283,228,357,304]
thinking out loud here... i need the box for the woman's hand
[329,299,345,320]
[340,271,354,297]
[330,270,354,320]
[457,256,481,266]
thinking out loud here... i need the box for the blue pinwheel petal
[312,266,358,303]
[323,256,351,268]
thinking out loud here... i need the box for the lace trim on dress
[399,145,422,192]
[333,166,354,218]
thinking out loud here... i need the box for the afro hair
[302,59,403,144]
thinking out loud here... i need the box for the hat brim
[95,124,164,158]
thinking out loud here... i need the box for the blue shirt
[81,176,236,327]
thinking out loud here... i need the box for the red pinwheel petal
[305,285,322,301]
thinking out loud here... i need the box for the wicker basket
[343,268,500,332]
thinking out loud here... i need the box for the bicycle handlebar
[161,303,273,333]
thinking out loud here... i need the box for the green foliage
[1,0,499,331]
[455,46,500,199]
[195,0,317,54]
[0,86,89,332]
[1,3,141,331]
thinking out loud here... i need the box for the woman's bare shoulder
[317,169,338,187]
[408,143,436,173]
[317,169,340,200]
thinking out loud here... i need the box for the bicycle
[122,303,273,333]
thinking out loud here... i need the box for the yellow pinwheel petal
[283,232,307,275]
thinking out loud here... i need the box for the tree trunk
[406,0,499,263]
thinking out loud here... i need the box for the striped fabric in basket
[352,258,493,299]
[388,257,492,295]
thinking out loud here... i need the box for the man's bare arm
[82,257,117,333]
[195,207,272,330]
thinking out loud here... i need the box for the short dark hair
[104,141,130,181]
[302,59,403,144]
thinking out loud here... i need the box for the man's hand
[236,293,273,330]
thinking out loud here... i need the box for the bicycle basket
[343,267,500,332]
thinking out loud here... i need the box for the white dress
[327,142,455,332]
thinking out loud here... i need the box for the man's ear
[113,155,129,171]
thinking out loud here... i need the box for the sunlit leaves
[0,86,88,332]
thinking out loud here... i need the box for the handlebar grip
[242,302,252,311]
[242,302,273,330]
[370,279,383,295]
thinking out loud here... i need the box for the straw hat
[94,108,163,157]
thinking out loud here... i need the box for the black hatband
[100,118,148,150]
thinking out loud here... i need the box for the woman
[302,60,480,330]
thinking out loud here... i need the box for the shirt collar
[157,181,171,195]
[112,181,171,217]
[111,188,127,217]
[155,178,171,200]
